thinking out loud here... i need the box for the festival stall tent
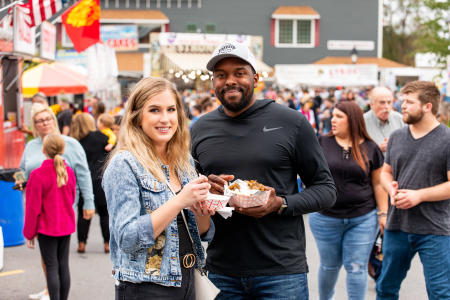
[21,62,88,98]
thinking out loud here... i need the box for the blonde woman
[18,103,94,300]
[70,113,110,253]
[103,77,215,299]
[23,134,76,300]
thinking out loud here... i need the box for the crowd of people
[15,41,449,300]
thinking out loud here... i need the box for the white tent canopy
[275,64,379,89]
[379,67,446,91]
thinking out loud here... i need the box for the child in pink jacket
[23,134,76,300]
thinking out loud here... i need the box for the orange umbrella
[21,62,88,98]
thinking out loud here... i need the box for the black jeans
[115,267,195,300]
[38,234,71,300]
[77,196,110,243]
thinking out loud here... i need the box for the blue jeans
[309,210,378,300]
[208,272,309,300]
[376,230,450,300]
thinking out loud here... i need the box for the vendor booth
[0,4,41,249]
[150,32,273,90]
[275,64,379,89]
[0,4,36,169]
[21,61,88,97]
[274,56,410,89]
[379,67,446,92]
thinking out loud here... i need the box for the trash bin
[0,226,4,270]
[0,168,25,247]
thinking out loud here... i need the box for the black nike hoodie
[191,99,336,276]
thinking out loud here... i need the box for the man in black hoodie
[191,42,337,299]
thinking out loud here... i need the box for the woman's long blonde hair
[43,134,68,187]
[108,77,195,182]
[31,103,60,137]
[70,113,96,141]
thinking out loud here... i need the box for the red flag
[62,0,101,53]
[19,0,63,27]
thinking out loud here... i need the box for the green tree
[383,0,422,65]
[415,0,450,66]
[383,26,418,66]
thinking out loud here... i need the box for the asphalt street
[1,214,427,299]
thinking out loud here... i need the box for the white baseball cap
[206,42,257,73]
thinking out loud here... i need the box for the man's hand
[207,174,234,195]
[393,189,422,209]
[379,138,388,153]
[234,186,282,218]
[390,181,398,205]
[83,209,95,220]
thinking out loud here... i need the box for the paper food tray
[225,179,270,208]
[228,191,271,208]
[204,193,230,210]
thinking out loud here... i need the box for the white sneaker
[39,294,50,300]
[28,289,47,300]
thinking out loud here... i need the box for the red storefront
[0,46,25,169]
[0,6,32,169]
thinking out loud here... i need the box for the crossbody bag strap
[165,181,206,273]
[180,210,207,274]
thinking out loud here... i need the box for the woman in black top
[70,113,110,253]
[309,101,387,300]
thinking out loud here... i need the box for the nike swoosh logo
[263,126,283,132]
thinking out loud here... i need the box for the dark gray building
[98,0,382,68]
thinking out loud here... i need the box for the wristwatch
[277,196,288,215]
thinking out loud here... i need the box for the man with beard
[376,81,450,300]
[190,42,337,299]
[364,87,404,155]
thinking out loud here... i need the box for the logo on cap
[218,43,236,55]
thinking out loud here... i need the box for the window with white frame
[275,18,315,48]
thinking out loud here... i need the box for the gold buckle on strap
[182,253,196,268]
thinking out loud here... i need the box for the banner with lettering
[275,64,378,88]
[100,24,138,51]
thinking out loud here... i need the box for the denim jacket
[102,151,214,286]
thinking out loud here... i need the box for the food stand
[0,5,35,168]
[149,32,273,91]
